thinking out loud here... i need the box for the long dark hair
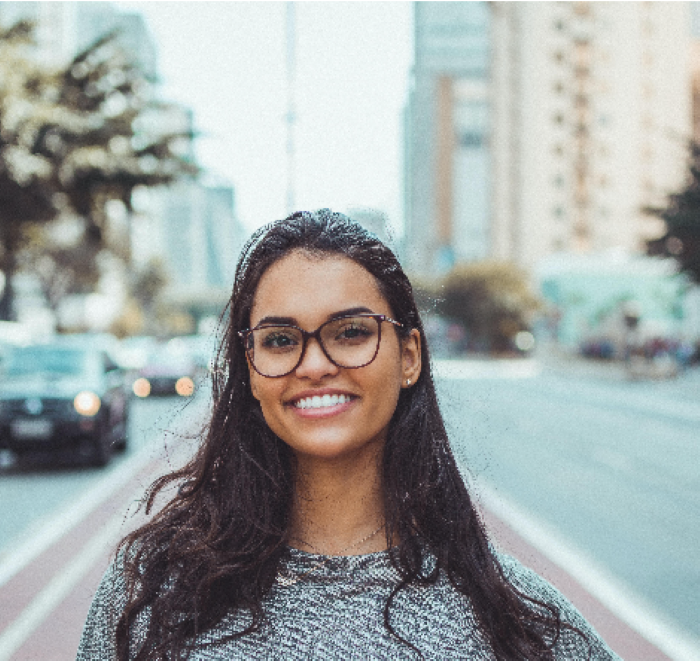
[116,209,587,660]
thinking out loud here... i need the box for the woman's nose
[294,337,338,379]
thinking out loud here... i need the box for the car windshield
[147,348,193,368]
[4,346,92,377]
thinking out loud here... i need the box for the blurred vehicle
[115,335,159,371]
[166,334,219,373]
[0,343,129,466]
[131,345,198,398]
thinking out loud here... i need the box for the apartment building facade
[403,1,490,277]
[490,1,692,272]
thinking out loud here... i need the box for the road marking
[0,443,157,590]
[476,480,700,661]
[0,483,144,661]
[434,358,542,380]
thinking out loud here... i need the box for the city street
[436,357,700,659]
[0,392,211,661]
[0,360,699,659]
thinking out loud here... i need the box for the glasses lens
[320,316,380,368]
[249,326,303,377]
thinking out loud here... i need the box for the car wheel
[87,413,114,467]
[90,433,112,467]
[112,403,129,452]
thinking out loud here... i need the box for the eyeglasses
[239,313,403,378]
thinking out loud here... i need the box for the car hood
[0,374,102,399]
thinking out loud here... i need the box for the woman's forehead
[250,252,388,324]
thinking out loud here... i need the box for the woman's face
[247,251,421,464]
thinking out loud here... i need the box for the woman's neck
[288,452,387,556]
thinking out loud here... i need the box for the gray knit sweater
[77,548,619,660]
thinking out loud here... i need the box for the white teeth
[295,394,350,409]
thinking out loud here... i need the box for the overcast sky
[117,2,414,235]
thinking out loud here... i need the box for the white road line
[0,444,156,590]
[434,358,542,380]
[0,483,144,661]
[476,480,700,661]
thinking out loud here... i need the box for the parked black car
[0,343,129,466]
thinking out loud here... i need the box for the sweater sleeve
[76,554,129,661]
[498,553,622,660]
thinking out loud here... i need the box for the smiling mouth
[292,394,356,410]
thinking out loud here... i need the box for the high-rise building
[138,179,241,292]
[490,2,692,272]
[403,2,490,278]
[130,105,244,297]
[0,1,156,75]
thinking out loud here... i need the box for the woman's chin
[287,433,385,463]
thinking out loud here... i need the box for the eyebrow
[255,306,375,327]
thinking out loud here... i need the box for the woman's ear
[401,328,422,388]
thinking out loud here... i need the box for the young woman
[78,209,618,660]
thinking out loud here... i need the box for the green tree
[0,21,59,319]
[441,262,541,353]
[0,20,197,320]
[645,140,700,284]
[19,218,102,313]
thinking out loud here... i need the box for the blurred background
[0,2,699,660]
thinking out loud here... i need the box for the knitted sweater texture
[77,548,619,660]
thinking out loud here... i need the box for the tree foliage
[0,19,197,319]
[645,140,700,284]
[441,261,541,353]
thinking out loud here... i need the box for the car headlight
[132,377,151,398]
[74,391,101,417]
[175,376,195,397]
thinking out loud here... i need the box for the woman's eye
[262,332,298,349]
[337,324,371,341]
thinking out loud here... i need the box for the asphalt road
[436,363,700,640]
[0,393,209,559]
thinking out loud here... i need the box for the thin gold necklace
[277,524,385,587]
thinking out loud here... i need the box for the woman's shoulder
[496,552,621,660]
[76,547,143,660]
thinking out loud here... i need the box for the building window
[458,132,484,148]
